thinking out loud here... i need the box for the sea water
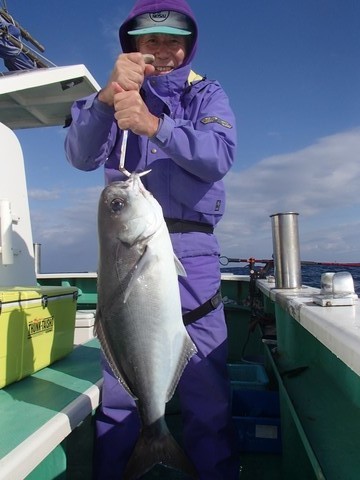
[221,264,360,295]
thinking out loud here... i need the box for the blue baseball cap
[128,11,192,36]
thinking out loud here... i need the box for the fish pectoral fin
[174,254,187,277]
[123,247,155,303]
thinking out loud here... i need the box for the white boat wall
[0,122,36,286]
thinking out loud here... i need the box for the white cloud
[31,128,360,272]
[217,127,360,262]
[28,189,60,200]
[30,186,101,272]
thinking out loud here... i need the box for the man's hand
[98,53,155,106]
[112,82,159,138]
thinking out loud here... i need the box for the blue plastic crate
[232,390,282,453]
[228,363,269,390]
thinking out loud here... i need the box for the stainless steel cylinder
[33,242,41,274]
[270,212,302,289]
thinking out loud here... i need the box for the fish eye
[110,198,125,212]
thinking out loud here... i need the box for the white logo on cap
[149,11,170,23]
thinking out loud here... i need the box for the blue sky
[3,0,360,273]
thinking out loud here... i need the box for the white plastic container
[74,310,96,345]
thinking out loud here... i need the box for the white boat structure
[1,63,360,480]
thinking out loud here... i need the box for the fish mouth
[125,171,152,196]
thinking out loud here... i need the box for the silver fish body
[95,174,198,479]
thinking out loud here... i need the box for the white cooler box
[74,310,96,345]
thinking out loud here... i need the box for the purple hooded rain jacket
[64,0,237,260]
[66,2,241,478]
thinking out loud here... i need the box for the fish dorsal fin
[174,254,187,277]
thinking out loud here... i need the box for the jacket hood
[119,0,198,66]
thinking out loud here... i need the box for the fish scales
[95,173,198,479]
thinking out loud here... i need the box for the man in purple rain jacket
[65,0,240,478]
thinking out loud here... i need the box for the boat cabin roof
[0,64,100,129]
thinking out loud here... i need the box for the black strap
[183,290,223,326]
[165,218,214,234]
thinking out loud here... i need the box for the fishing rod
[220,257,271,266]
[0,8,45,52]
[220,256,360,268]
[0,30,49,68]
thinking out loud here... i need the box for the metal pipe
[270,212,302,289]
[33,242,41,274]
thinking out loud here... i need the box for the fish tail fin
[123,423,198,480]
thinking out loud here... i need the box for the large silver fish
[95,173,198,480]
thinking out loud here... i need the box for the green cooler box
[0,286,78,388]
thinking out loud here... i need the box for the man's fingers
[142,54,155,65]
[112,81,124,94]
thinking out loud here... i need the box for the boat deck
[0,340,102,480]
[0,336,283,479]
[66,409,283,480]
